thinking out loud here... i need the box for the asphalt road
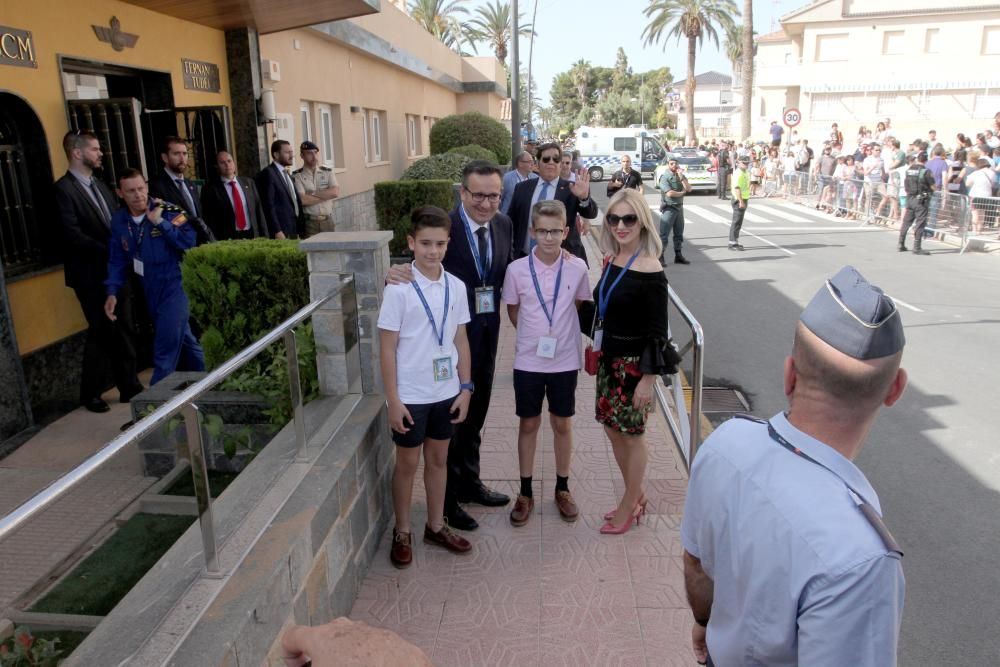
[591,181,1000,665]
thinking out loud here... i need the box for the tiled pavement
[350,245,695,667]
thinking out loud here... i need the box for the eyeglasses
[465,190,501,203]
[533,227,565,239]
[605,213,639,227]
[539,155,560,163]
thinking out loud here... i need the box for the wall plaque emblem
[93,16,139,52]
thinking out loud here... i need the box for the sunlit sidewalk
[350,245,695,667]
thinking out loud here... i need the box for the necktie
[89,180,111,225]
[539,181,551,202]
[230,181,248,231]
[476,226,490,277]
[175,178,196,214]
[282,169,299,215]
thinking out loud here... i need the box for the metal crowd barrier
[0,275,356,576]
[655,285,705,470]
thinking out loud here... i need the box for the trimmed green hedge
[401,153,470,182]
[181,239,319,424]
[430,111,511,165]
[374,180,456,256]
[447,144,498,162]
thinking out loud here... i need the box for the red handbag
[584,345,601,376]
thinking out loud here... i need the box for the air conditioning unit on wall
[262,59,281,82]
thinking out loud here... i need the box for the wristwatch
[459,382,475,393]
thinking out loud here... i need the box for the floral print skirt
[595,356,651,435]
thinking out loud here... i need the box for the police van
[575,126,668,181]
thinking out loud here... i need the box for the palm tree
[740,0,754,140]
[723,23,746,71]
[468,0,533,66]
[642,0,737,143]
[408,0,478,54]
[569,59,591,107]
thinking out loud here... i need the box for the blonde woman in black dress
[592,188,680,534]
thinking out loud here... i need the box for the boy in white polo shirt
[502,200,592,526]
[378,206,475,568]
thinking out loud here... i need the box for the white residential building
[669,71,743,140]
[751,0,1000,147]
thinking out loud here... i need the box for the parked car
[653,153,716,193]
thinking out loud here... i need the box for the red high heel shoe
[599,504,643,535]
[604,494,647,521]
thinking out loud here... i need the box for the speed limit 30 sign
[783,108,802,127]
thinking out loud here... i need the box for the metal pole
[689,336,704,463]
[526,0,539,134]
[284,329,308,461]
[511,0,521,164]
[182,403,221,576]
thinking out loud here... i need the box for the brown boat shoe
[423,522,472,554]
[555,490,579,522]
[390,528,412,568]
[509,494,535,526]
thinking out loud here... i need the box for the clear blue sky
[506,0,805,108]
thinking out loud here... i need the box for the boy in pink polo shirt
[502,200,592,526]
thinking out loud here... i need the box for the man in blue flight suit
[104,168,205,385]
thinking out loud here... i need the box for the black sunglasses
[539,155,560,163]
[606,213,639,227]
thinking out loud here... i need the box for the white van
[575,126,667,181]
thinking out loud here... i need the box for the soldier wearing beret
[681,266,908,666]
[293,141,340,237]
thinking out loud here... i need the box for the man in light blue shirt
[500,151,537,215]
[681,266,909,666]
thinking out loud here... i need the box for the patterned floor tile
[349,599,444,651]
[540,552,635,608]
[539,605,646,667]
[433,600,541,667]
[621,516,686,559]
[637,607,698,667]
[627,556,687,609]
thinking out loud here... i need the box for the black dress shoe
[119,420,135,432]
[445,504,479,531]
[459,485,510,507]
[674,253,690,265]
[83,397,110,413]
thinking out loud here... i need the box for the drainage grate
[684,387,749,413]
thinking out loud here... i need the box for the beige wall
[260,3,506,198]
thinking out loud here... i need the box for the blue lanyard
[459,206,490,283]
[411,272,450,350]
[596,251,639,322]
[528,252,563,331]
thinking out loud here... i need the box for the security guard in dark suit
[898,152,935,256]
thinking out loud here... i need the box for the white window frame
[815,33,849,63]
[407,114,421,156]
[876,93,897,116]
[882,30,904,56]
[300,102,312,143]
[925,28,940,54]
[983,26,1000,55]
[361,110,369,162]
[810,93,839,121]
[317,103,336,167]
[371,112,383,161]
[975,93,1000,118]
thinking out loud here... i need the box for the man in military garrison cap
[293,140,340,237]
[680,266,909,667]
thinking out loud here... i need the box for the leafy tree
[642,0,737,143]
[569,59,592,106]
[612,47,632,92]
[409,0,479,54]
[469,0,533,66]
[596,90,638,127]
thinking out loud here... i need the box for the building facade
[669,71,743,140]
[751,0,1000,144]
[0,1,506,447]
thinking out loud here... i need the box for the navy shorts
[513,369,578,418]
[391,395,458,448]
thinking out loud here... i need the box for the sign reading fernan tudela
[181,58,221,93]
[1,26,36,69]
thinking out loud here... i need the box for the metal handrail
[655,284,705,469]
[0,274,355,575]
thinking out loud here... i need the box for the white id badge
[475,287,495,314]
[133,258,144,277]
[432,357,453,382]
[536,335,557,359]
[592,328,603,353]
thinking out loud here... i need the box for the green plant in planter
[0,627,62,666]
[447,144,499,162]
[374,180,456,257]
[430,111,512,165]
[400,153,470,182]
[181,240,318,437]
